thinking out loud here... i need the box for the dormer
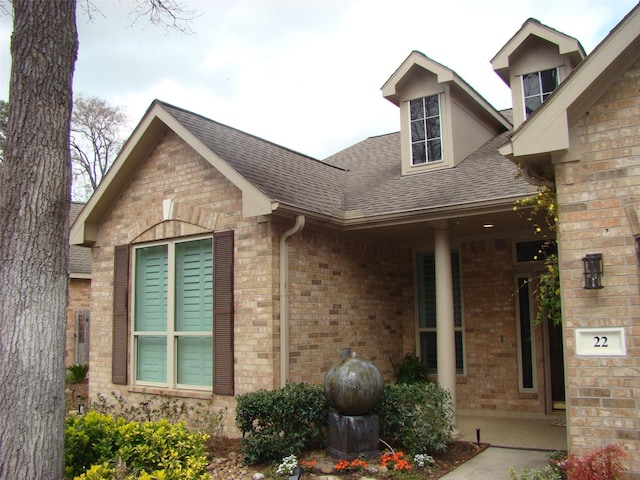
[492,18,586,128]
[382,51,511,177]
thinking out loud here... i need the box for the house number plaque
[575,327,626,356]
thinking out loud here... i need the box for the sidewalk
[439,414,567,479]
[440,447,551,479]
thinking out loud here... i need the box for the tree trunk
[0,1,78,478]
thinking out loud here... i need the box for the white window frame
[409,94,443,166]
[521,68,558,118]
[131,235,213,391]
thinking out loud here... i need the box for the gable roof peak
[492,17,586,85]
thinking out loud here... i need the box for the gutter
[279,215,306,387]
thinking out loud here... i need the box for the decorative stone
[324,352,384,416]
[326,412,380,459]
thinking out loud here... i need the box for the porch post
[433,222,457,428]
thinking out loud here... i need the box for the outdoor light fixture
[582,253,603,289]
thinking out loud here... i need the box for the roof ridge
[156,99,348,172]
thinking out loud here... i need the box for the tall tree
[0,99,8,161]
[71,95,127,200]
[0,1,196,478]
[0,1,78,478]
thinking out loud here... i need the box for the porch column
[434,222,457,427]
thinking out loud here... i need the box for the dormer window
[522,68,558,117]
[410,95,442,165]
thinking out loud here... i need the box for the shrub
[375,382,454,454]
[392,353,431,384]
[509,465,563,480]
[509,446,625,480]
[65,411,210,479]
[90,392,227,438]
[235,382,330,465]
[67,363,89,384]
[562,444,625,480]
[65,411,123,477]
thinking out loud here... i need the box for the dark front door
[547,319,565,409]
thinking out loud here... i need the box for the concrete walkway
[440,447,551,479]
[439,414,567,479]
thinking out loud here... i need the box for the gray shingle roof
[160,101,535,222]
[69,202,92,275]
[161,103,347,217]
[326,131,535,216]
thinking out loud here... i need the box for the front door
[547,319,565,410]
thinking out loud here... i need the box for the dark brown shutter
[112,244,130,385]
[213,230,234,395]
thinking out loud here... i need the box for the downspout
[280,215,305,387]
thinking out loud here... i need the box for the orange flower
[300,459,316,471]
[334,458,368,471]
[380,452,413,471]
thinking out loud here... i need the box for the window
[113,231,233,393]
[410,95,442,165]
[516,276,535,390]
[522,68,558,117]
[416,251,464,374]
[133,237,213,389]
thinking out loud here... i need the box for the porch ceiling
[341,208,538,245]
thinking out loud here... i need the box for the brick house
[71,4,639,470]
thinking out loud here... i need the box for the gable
[492,18,585,85]
[381,51,511,176]
[500,4,640,174]
[71,102,276,247]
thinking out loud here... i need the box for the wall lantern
[582,253,603,289]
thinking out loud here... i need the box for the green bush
[509,465,564,480]
[65,411,209,479]
[392,353,431,384]
[375,382,454,454]
[67,363,89,384]
[65,411,124,477]
[90,392,227,438]
[235,383,330,465]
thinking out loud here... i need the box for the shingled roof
[71,100,537,246]
[160,101,535,222]
[69,202,92,277]
[161,102,347,218]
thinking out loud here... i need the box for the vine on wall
[514,186,562,326]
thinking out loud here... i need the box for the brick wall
[285,225,413,384]
[457,238,547,414]
[66,278,91,366]
[88,130,277,436]
[555,59,640,474]
[87,127,555,438]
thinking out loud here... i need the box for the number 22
[593,336,608,348]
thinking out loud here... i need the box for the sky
[0,0,637,159]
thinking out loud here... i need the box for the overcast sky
[0,0,637,159]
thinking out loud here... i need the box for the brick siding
[556,58,640,474]
[89,128,551,437]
